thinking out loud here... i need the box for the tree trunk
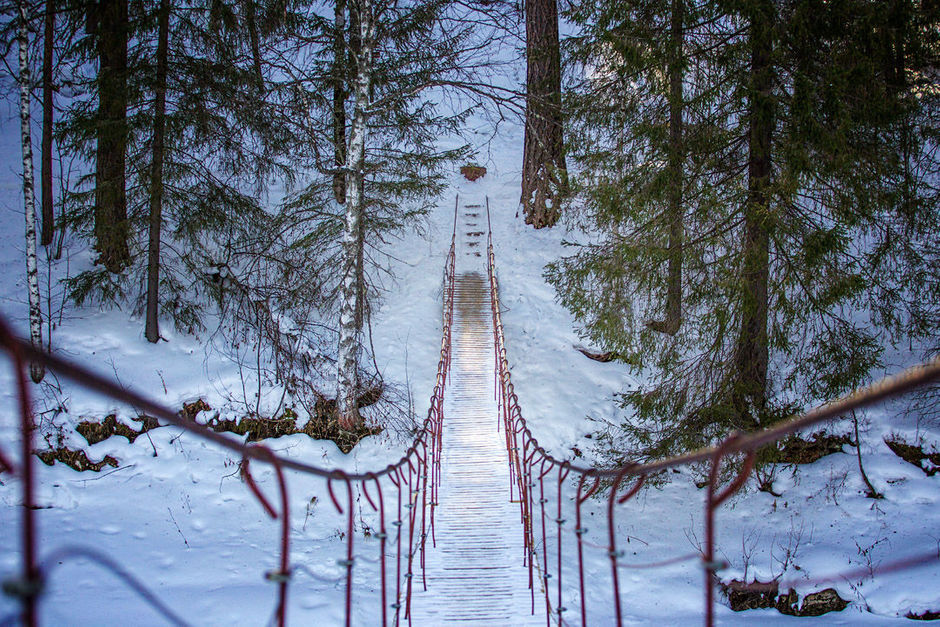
[245,0,263,88]
[733,0,774,428]
[648,0,684,336]
[17,0,45,384]
[94,0,130,273]
[521,0,566,229]
[355,212,365,332]
[337,0,374,431]
[333,0,347,204]
[40,0,54,247]
[145,0,170,344]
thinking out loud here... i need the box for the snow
[1,97,939,625]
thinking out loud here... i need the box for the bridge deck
[408,207,546,625]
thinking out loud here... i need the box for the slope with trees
[551,0,940,460]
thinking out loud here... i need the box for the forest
[2,0,935,455]
[0,0,939,623]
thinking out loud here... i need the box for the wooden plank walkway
[408,206,546,625]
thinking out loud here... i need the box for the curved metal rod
[703,436,756,627]
[366,473,389,627]
[340,476,356,627]
[0,319,38,627]
[576,474,601,506]
[607,466,646,627]
[0,445,14,475]
[241,444,291,627]
[38,546,191,627]
[575,473,601,626]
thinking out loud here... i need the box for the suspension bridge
[1,197,939,625]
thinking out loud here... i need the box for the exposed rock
[776,588,800,615]
[203,387,386,453]
[181,398,212,422]
[799,588,849,616]
[885,436,940,477]
[724,581,848,617]
[724,579,778,611]
[36,447,118,472]
[76,413,156,445]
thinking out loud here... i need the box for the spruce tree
[40,0,54,247]
[552,0,940,460]
[144,0,169,344]
[92,0,130,273]
[58,0,294,339]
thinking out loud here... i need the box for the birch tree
[16,0,45,383]
[336,0,374,430]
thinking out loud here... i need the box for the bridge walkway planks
[407,203,546,625]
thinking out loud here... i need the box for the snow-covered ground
[473,122,940,624]
[1,99,939,625]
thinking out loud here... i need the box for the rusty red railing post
[240,444,292,627]
[524,450,538,613]
[575,474,601,626]
[608,468,645,627]
[326,471,356,627]
[555,464,570,625]
[428,398,440,549]
[703,436,756,627]
[417,442,429,590]
[0,321,40,627]
[362,473,388,627]
[404,460,416,623]
[390,467,405,623]
[538,458,554,626]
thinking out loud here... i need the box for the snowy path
[408,204,546,625]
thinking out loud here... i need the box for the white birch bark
[336,0,374,430]
[17,0,45,384]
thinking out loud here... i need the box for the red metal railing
[3,195,939,625]
[484,199,940,626]
[0,202,460,627]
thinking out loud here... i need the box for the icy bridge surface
[409,206,545,625]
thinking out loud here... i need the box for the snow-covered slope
[1,107,939,625]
